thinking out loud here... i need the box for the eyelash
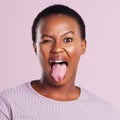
[41,37,73,44]
[41,40,53,44]
[64,37,73,43]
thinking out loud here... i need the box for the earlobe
[33,43,37,55]
[81,40,87,55]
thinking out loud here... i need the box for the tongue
[51,64,67,82]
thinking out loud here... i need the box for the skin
[32,14,86,101]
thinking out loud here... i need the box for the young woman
[0,4,119,120]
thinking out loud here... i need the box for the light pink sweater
[0,81,119,120]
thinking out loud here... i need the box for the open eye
[64,38,72,43]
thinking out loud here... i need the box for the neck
[31,78,80,101]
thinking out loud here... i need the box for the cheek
[38,45,51,64]
[67,44,81,59]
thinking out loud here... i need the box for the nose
[50,42,64,54]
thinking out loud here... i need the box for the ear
[33,43,37,55]
[81,40,87,55]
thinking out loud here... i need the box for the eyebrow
[41,34,53,39]
[61,31,75,37]
[41,31,75,39]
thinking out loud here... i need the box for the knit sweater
[0,81,119,120]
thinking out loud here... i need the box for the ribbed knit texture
[0,81,118,120]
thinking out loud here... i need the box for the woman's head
[32,4,86,86]
[32,4,86,43]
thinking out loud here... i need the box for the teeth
[50,59,68,66]
[50,60,64,64]
[54,60,64,64]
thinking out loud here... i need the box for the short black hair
[32,4,86,43]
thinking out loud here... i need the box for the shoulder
[80,88,111,111]
[0,81,32,119]
[0,81,32,106]
[80,88,120,119]
[0,82,30,98]
[80,88,110,105]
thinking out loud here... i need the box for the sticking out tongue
[51,64,67,82]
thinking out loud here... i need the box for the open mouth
[50,60,68,68]
[49,59,68,81]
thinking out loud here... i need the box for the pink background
[0,0,120,111]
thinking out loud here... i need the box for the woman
[0,4,119,120]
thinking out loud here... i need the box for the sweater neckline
[26,81,84,104]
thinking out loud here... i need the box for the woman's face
[34,14,86,86]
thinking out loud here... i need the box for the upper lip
[49,56,68,66]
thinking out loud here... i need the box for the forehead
[37,14,80,34]
[41,13,79,25]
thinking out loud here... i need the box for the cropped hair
[32,4,86,43]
